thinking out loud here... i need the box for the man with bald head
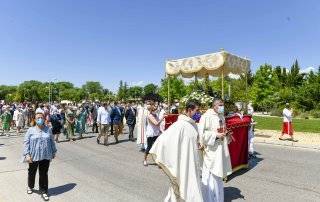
[198,99,232,202]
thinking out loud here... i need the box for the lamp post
[48,78,57,104]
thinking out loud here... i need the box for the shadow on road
[224,186,245,201]
[107,139,133,146]
[0,143,4,146]
[0,157,6,160]
[226,151,263,182]
[48,183,77,196]
[81,135,95,139]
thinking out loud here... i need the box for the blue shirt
[23,126,57,162]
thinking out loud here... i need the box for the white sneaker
[41,193,49,201]
[143,160,148,166]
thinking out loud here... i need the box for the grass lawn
[253,116,320,133]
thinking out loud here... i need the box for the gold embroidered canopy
[165,50,250,78]
[165,50,251,102]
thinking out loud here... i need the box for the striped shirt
[23,126,57,162]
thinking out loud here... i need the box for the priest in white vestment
[135,102,150,150]
[150,100,203,202]
[198,99,232,202]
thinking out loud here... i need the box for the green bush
[297,112,310,119]
[270,108,282,117]
[310,110,320,118]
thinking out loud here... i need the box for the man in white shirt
[198,99,232,202]
[280,103,297,142]
[97,103,111,145]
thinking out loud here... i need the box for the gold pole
[221,70,224,99]
[167,74,170,107]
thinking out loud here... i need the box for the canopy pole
[221,70,224,99]
[245,68,248,112]
[195,73,198,89]
[167,74,170,107]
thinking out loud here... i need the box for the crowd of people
[0,98,297,202]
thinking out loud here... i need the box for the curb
[255,139,320,151]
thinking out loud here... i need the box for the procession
[1,1,320,202]
[0,95,259,202]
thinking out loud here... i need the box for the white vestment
[16,111,24,127]
[135,105,148,149]
[247,105,255,154]
[150,114,203,202]
[198,109,232,202]
[13,110,18,121]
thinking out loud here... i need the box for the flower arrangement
[180,91,213,108]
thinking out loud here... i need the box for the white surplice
[198,109,232,202]
[150,114,203,202]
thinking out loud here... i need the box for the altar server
[280,103,297,142]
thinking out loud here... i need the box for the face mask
[36,118,45,126]
[217,106,224,114]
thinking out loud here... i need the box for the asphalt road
[0,129,319,202]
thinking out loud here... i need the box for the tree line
[0,60,319,117]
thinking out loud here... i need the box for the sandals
[27,187,33,194]
[41,193,49,201]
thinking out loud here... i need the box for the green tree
[296,70,320,111]
[159,76,186,103]
[82,81,103,100]
[16,80,44,102]
[128,86,143,99]
[250,64,280,111]
[0,85,17,100]
[143,83,158,95]
[287,59,304,88]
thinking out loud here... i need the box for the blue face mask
[36,118,45,126]
[217,106,224,114]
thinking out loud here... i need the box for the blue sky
[0,0,319,91]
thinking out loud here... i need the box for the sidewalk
[254,129,320,150]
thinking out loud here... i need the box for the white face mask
[217,106,224,114]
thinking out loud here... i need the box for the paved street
[0,129,319,202]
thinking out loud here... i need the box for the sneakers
[143,160,148,166]
[41,193,49,201]
[27,187,33,194]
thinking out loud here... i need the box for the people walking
[0,106,12,136]
[150,100,203,202]
[125,101,137,141]
[280,103,297,142]
[143,102,165,166]
[76,106,87,139]
[65,107,76,141]
[96,103,111,145]
[91,102,99,133]
[110,102,122,143]
[198,99,232,202]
